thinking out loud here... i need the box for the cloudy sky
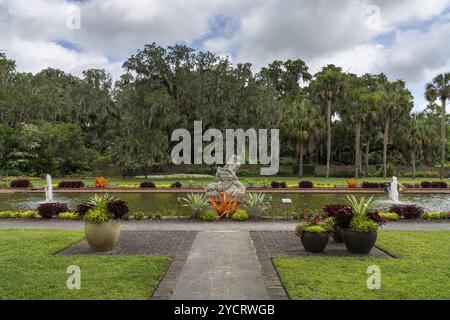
[0,0,449,111]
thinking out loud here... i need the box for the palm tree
[398,114,432,178]
[376,79,413,179]
[340,75,374,178]
[425,73,450,179]
[282,96,322,177]
[310,65,346,178]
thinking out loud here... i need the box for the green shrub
[0,212,12,219]
[181,193,209,218]
[232,210,249,221]
[379,212,400,221]
[58,212,79,220]
[199,210,217,222]
[243,193,270,217]
[132,211,146,220]
[0,210,37,219]
[423,212,450,220]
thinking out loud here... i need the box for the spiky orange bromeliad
[209,192,238,220]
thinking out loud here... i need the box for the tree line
[0,44,448,178]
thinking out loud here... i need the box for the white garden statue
[204,155,246,199]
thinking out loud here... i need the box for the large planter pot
[343,229,377,254]
[332,225,344,243]
[85,220,121,252]
[300,232,329,253]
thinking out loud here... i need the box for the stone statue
[204,155,246,199]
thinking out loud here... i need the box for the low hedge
[37,202,69,219]
[10,179,31,188]
[299,181,313,188]
[420,181,448,188]
[422,212,450,220]
[271,181,287,188]
[171,182,183,188]
[58,181,85,188]
[389,204,424,219]
[140,181,156,188]
[361,182,386,189]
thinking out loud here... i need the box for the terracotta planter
[343,229,377,254]
[332,225,344,243]
[300,232,329,253]
[85,220,121,252]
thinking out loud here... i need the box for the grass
[0,229,170,300]
[2,176,448,188]
[274,231,450,300]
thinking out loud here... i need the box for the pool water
[0,192,449,216]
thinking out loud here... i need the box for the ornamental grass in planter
[343,195,384,254]
[295,215,334,253]
[82,194,129,252]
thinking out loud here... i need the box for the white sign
[281,198,292,204]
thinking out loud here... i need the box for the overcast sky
[0,0,449,111]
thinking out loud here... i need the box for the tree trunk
[440,98,447,179]
[412,150,416,179]
[383,117,390,179]
[355,121,361,179]
[365,140,370,177]
[326,98,332,178]
[298,140,304,178]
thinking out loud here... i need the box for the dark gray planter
[343,229,377,254]
[300,232,329,253]
[332,225,344,243]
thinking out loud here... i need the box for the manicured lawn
[274,231,450,300]
[0,229,170,300]
[4,176,448,188]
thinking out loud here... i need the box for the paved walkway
[171,231,270,300]
[1,220,449,231]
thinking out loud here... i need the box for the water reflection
[0,192,449,215]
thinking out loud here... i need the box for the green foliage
[378,212,400,221]
[181,193,209,218]
[243,193,270,217]
[422,212,450,220]
[83,207,109,224]
[295,216,334,235]
[349,218,379,233]
[0,210,37,219]
[346,195,380,233]
[58,212,79,220]
[231,210,249,221]
[0,49,447,177]
[346,195,373,218]
[132,211,146,220]
[83,194,119,224]
[199,210,217,222]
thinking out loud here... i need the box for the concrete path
[1,220,449,231]
[171,231,269,300]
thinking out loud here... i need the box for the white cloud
[0,0,448,110]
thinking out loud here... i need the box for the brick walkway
[58,230,197,256]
